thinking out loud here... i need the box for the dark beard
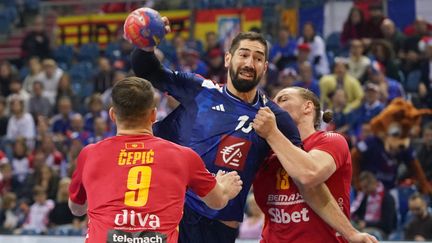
[229,65,261,92]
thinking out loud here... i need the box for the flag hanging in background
[56,10,190,47]
[194,8,262,51]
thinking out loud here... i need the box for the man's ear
[304,100,314,115]
[109,107,116,123]
[150,107,157,123]
[224,51,231,68]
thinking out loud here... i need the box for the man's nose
[244,56,254,67]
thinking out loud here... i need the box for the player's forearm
[131,48,165,90]
[200,183,229,210]
[266,129,323,187]
[297,183,358,241]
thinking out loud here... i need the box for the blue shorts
[179,204,238,243]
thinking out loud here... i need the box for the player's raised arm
[126,9,207,103]
[124,8,170,91]
[200,171,243,210]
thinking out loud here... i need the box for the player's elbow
[68,199,87,216]
[296,171,321,188]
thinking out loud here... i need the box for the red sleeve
[312,133,349,169]
[186,148,217,197]
[68,146,89,204]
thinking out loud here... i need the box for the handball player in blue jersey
[128,15,363,243]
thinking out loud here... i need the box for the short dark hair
[111,77,155,124]
[229,32,268,59]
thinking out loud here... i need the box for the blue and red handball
[123,7,166,48]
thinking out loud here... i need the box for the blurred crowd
[0,1,432,241]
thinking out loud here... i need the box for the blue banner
[388,0,416,31]
[299,0,324,36]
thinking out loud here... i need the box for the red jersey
[253,131,352,243]
[69,135,216,243]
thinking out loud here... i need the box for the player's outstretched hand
[216,170,243,200]
[253,107,278,139]
[140,16,171,52]
[347,232,379,243]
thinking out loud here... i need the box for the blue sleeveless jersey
[151,68,301,222]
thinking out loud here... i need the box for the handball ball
[123,8,166,48]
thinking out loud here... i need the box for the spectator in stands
[370,40,401,82]
[269,26,297,71]
[0,96,9,137]
[0,192,19,234]
[364,4,385,40]
[0,61,17,97]
[348,39,370,82]
[48,177,75,233]
[277,67,297,89]
[28,81,52,119]
[417,122,432,182]
[325,88,350,136]
[55,73,80,113]
[83,94,108,133]
[6,97,35,148]
[238,193,264,240]
[38,134,63,172]
[50,96,74,140]
[34,116,49,145]
[20,15,51,61]
[419,38,432,108]
[351,171,397,240]
[381,19,406,58]
[112,39,133,71]
[0,162,12,196]
[340,7,367,46]
[368,61,404,104]
[93,57,114,94]
[403,19,430,54]
[10,138,30,184]
[292,61,320,97]
[177,47,208,77]
[404,193,432,241]
[349,83,384,140]
[400,48,423,105]
[101,70,126,109]
[297,22,330,77]
[23,57,42,94]
[6,79,30,113]
[20,185,54,235]
[87,116,111,145]
[206,48,226,84]
[319,58,364,113]
[67,113,90,146]
[35,59,64,105]
[203,31,223,64]
[32,164,59,201]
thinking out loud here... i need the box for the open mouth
[239,70,255,79]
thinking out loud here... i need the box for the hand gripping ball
[123,7,166,48]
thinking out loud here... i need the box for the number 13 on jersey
[124,166,152,207]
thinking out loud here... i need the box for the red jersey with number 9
[69,135,216,243]
[253,131,352,243]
